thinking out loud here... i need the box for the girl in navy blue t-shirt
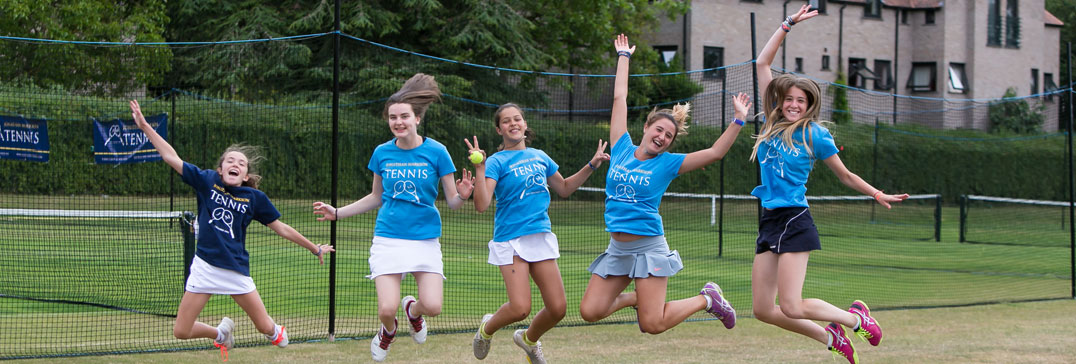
[464,103,609,363]
[130,100,333,360]
[577,34,748,335]
[752,6,909,363]
[311,74,475,362]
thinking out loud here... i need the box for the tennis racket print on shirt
[207,207,236,239]
[613,184,637,203]
[520,173,549,200]
[392,180,420,202]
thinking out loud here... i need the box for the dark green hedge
[2,93,1069,202]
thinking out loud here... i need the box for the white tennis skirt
[488,232,560,266]
[185,255,256,295]
[367,236,445,279]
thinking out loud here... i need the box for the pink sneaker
[826,323,859,364]
[849,300,881,346]
[699,282,736,329]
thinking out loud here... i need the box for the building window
[703,46,725,79]
[654,45,678,67]
[987,0,1002,46]
[948,63,968,93]
[864,0,882,19]
[794,57,804,73]
[1005,0,1020,48]
[848,58,868,88]
[809,0,826,14]
[907,62,937,92]
[1045,73,1058,101]
[1031,68,1039,95]
[901,9,909,24]
[821,55,831,71]
[925,9,936,24]
[873,59,893,90]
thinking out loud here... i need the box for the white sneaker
[402,295,428,344]
[269,325,288,348]
[473,313,494,359]
[215,317,235,349]
[370,323,395,362]
[512,329,547,364]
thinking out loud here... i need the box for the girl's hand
[588,139,610,169]
[464,136,486,167]
[790,4,820,24]
[614,33,636,57]
[456,169,475,199]
[874,192,910,209]
[129,100,149,129]
[312,244,335,265]
[731,93,752,121]
[312,201,337,221]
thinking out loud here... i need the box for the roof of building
[880,0,944,9]
[1045,10,1064,27]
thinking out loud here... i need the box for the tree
[0,0,171,94]
[164,0,693,105]
[989,87,1045,134]
[829,72,852,125]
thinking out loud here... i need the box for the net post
[959,195,967,243]
[934,194,941,242]
[181,212,196,282]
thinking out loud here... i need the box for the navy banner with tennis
[93,114,167,164]
[0,115,50,162]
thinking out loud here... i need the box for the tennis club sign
[0,115,49,162]
[93,114,167,164]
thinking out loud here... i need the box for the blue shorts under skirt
[587,235,683,278]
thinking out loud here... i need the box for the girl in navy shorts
[752,5,910,364]
[576,34,748,334]
[130,100,333,361]
[464,104,609,364]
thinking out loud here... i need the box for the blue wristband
[617,51,632,59]
[587,161,598,170]
[733,118,745,126]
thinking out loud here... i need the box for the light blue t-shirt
[604,132,686,236]
[485,148,559,242]
[181,162,281,276]
[368,137,457,240]
[751,122,839,208]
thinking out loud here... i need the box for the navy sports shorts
[755,207,821,254]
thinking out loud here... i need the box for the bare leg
[525,258,567,341]
[411,271,444,317]
[775,252,858,328]
[173,292,217,340]
[634,276,708,334]
[483,256,535,335]
[373,274,403,331]
[232,290,276,336]
[579,274,633,322]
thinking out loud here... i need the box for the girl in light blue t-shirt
[577,34,749,335]
[751,6,909,364]
[311,74,475,362]
[464,103,610,362]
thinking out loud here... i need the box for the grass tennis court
[0,194,1072,359]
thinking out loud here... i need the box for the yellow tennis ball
[469,151,484,164]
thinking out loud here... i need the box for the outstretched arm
[130,100,182,174]
[443,169,475,210]
[610,33,636,144]
[266,220,335,264]
[822,155,910,209]
[757,4,818,97]
[548,139,610,197]
[312,174,384,221]
[679,93,751,174]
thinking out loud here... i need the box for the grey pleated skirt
[587,235,683,278]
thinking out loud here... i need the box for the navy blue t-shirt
[181,162,281,276]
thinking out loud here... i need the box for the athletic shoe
[473,313,494,359]
[270,325,288,348]
[512,329,547,364]
[826,322,859,364]
[849,300,882,346]
[699,282,736,329]
[370,321,396,362]
[214,317,235,361]
[402,295,428,344]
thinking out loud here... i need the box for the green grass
[1,194,1072,359]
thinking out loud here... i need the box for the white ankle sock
[703,294,714,310]
[826,331,834,348]
[852,315,862,331]
[266,324,281,341]
[216,329,225,342]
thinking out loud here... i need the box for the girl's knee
[579,305,602,322]
[779,304,807,320]
[638,320,667,335]
[378,303,399,321]
[546,300,567,321]
[172,327,192,340]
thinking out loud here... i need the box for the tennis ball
[469,151,484,164]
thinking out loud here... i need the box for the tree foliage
[989,87,1045,134]
[0,0,171,94]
